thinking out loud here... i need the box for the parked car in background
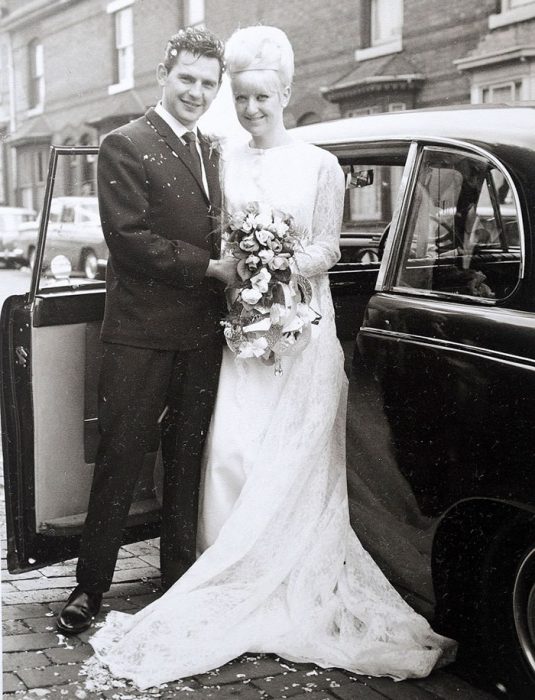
[0,206,36,267]
[1,110,534,698]
[18,196,107,279]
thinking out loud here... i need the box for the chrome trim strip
[376,141,420,291]
[359,326,535,371]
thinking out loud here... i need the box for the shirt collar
[154,102,198,141]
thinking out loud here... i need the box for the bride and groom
[56,24,455,689]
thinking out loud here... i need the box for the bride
[88,25,456,689]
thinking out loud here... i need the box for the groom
[57,27,236,635]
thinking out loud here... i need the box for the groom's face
[158,50,221,129]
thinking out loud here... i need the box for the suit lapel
[145,108,209,203]
[199,131,222,212]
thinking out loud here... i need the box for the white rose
[258,249,275,264]
[250,267,272,293]
[245,254,261,268]
[241,287,263,305]
[255,227,274,245]
[268,255,290,271]
[272,220,289,237]
[228,211,246,230]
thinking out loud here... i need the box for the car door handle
[15,346,28,367]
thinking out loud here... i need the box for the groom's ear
[157,63,168,87]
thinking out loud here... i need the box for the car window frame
[378,140,526,305]
[28,145,102,303]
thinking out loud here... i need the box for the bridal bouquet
[221,202,319,374]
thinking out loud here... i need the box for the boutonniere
[203,134,223,160]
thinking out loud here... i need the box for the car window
[0,211,32,230]
[341,162,406,264]
[29,150,106,291]
[394,148,521,301]
[78,202,100,223]
[62,206,75,224]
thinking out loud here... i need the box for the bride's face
[231,71,290,138]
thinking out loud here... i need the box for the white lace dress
[88,140,456,690]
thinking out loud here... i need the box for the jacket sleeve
[97,131,211,287]
[293,152,345,278]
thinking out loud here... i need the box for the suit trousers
[76,340,222,593]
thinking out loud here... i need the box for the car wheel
[514,547,535,679]
[432,506,535,698]
[81,249,98,279]
[478,531,535,697]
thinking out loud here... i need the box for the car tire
[432,506,535,698]
[81,249,98,279]
[478,536,535,698]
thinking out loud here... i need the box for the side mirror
[346,168,374,189]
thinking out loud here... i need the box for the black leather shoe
[56,585,103,635]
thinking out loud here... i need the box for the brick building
[0,0,534,208]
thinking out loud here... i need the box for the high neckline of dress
[246,139,300,154]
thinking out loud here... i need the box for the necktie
[183,130,203,185]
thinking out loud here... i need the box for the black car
[1,108,534,698]
[296,105,535,698]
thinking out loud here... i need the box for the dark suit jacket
[97,107,225,350]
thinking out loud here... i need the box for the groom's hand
[206,258,239,286]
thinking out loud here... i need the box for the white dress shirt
[154,101,210,197]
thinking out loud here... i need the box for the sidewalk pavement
[1,474,496,700]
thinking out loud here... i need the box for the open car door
[1,146,161,574]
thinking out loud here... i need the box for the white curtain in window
[186,0,205,26]
[115,7,134,84]
[371,0,403,45]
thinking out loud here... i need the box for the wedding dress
[87,140,456,690]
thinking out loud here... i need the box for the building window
[107,0,134,94]
[17,146,49,210]
[356,0,403,62]
[480,80,524,103]
[184,0,205,27]
[489,0,535,28]
[505,0,535,8]
[28,40,44,112]
[371,0,402,47]
[347,106,381,117]
[81,134,96,195]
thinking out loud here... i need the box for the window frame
[383,143,525,305]
[184,0,205,27]
[489,0,535,28]
[27,40,45,114]
[478,79,525,104]
[107,0,135,94]
[356,0,403,62]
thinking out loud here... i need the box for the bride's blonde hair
[225,26,294,90]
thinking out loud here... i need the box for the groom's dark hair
[164,27,225,79]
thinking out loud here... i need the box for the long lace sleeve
[294,153,345,278]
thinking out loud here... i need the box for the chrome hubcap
[513,547,535,675]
